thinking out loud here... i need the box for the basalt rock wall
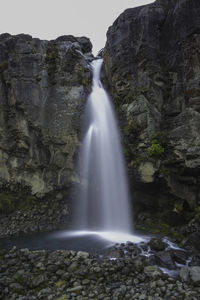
[0,33,92,235]
[104,0,200,235]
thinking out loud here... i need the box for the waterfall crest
[74,59,132,233]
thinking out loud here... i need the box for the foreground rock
[1,247,200,300]
[104,0,200,240]
[0,33,93,236]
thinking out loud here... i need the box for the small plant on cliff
[146,139,164,157]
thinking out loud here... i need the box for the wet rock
[148,238,167,251]
[154,251,176,270]
[188,254,200,266]
[169,249,188,265]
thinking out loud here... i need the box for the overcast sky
[1,0,153,54]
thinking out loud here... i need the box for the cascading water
[74,58,133,235]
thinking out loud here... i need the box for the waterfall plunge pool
[0,230,149,253]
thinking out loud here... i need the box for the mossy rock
[135,219,181,242]
[55,280,66,288]
[57,295,68,300]
[0,192,37,213]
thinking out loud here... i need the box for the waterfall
[74,58,132,234]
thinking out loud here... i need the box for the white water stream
[74,59,133,237]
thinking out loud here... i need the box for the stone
[144,266,163,279]
[32,274,46,287]
[148,238,167,251]
[154,251,176,270]
[67,286,83,292]
[10,282,24,293]
[139,294,146,300]
[68,261,79,272]
[180,266,200,284]
[76,251,90,259]
[138,162,157,183]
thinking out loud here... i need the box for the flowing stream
[74,59,132,235]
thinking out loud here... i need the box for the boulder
[144,265,163,279]
[148,238,167,251]
[180,266,200,285]
[154,251,176,270]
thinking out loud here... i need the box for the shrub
[146,140,164,157]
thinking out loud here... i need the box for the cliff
[1,0,200,243]
[104,0,200,238]
[0,33,92,235]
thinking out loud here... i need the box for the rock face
[0,33,92,235]
[104,0,200,235]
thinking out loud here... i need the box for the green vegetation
[146,139,164,157]
[55,281,66,288]
[57,296,68,300]
[135,219,180,241]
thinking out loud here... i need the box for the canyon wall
[0,33,92,235]
[104,0,200,237]
[1,0,200,241]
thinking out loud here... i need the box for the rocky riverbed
[1,237,200,300]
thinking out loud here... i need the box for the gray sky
[1,0,153,54]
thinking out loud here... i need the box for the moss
[135,219,181,241]
[55,280,66,288]
[57,295,68,300]
[146,140,164,157]
[0,192,37,213]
